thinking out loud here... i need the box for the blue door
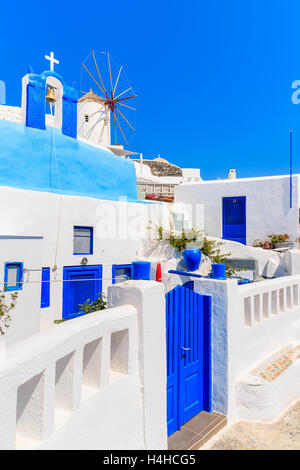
[62,265,102,320]
[223,196,246,245]
[166,285,212,436]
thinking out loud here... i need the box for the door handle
[181,346,191,351]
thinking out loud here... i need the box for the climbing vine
[0,289,18,335]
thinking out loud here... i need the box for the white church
[0,52,300,451]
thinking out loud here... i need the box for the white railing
[0,304,138,450]
[239,276,300,326]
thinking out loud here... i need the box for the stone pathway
[207,401,300,450]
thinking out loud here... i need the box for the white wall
[0,280,167,450]
[0,186,167,330]
[194,275,300,422]
[175,175,300,246]
[181,168,202,183]
[0,236,43,346]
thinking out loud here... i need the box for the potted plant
[267,234,293,249]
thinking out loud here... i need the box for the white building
[175,174,300,246]
[1,55,300,451]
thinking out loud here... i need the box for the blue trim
[40,267,50,308]
[62,265,102,320]
[73,226,93,255]
[203,295,212,412]
[112,264,133,284]
[4,262,23,291]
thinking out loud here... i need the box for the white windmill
[77,51,137,149]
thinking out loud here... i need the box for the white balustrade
[239,276,300,327]
[0,304,137,450]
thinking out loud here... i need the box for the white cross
[45,51,59,71]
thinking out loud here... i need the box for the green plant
[148,222,204,252]
[54,293,107,325]
[201,237,236,276]
[267,233,289,245]
[0,289,18,335]
[78,292,107,315]
[147,222,240,276]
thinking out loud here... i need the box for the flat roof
[182,174,300,185]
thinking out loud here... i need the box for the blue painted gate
[222,196,246,245]
[166,284,212,436]
[62,265,102,320]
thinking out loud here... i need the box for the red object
[156,262,162,282]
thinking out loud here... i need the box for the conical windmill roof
[78,89,106,104]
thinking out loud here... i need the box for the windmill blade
[114,112,128,146]
[85,114,103,140]
[107,52,114,96]
[117,102,136,111]
[115,95,138,103]
[115,106,136,132]
[114,87,132,100]
[113,112,117,145]
[88,108,103,120]
[77,109,100,133]
[99,110,108,143]
[82,63,106,97]
[92,50,109,99]
[113,66,123,95]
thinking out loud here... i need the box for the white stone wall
[0,281,167,450]
[0,236,43,346]
[0,186,167,331]
[175,175,300,246]
[0,105,21,124]
[194,275,300,422]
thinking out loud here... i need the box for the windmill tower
[77,89,111,146]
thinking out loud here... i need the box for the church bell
[45,85,56,103]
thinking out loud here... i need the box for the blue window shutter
[41,267,50,308]
[4,262,23,291]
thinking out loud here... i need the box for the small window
[84,115,89,123]
[112,264,132,284]
[40,267,50,308]
[4,262,23,291]
[173,211,190,232]
[73,226,93,255]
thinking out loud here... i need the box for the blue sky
[1,0,299,179]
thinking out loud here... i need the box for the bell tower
[21,51,78,139]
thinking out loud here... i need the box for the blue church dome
[0,120,138,201]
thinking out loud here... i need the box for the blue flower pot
[132,261,151,280]
[183,246,202,272]
[211,263,226,280]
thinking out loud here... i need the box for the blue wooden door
[166,285,212,436]
[62,265,102,319]
[223,196,246,245]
